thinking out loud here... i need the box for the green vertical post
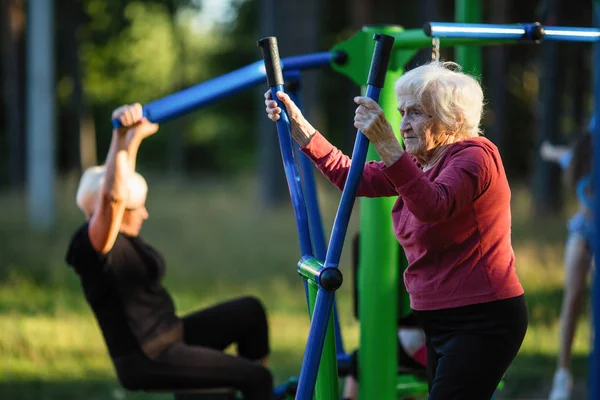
[306,280,339,400]
[358,25,404,400]
[455,0,482,74]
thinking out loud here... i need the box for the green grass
[0,173,592,399]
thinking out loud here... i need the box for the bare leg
[557,234,592,369]
[342,376,358,400]
[549,234,592,400]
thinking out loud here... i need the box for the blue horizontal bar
[427,22,529,39]
[543,26,600,42]
[425,22,544,42]
[112,52,341,128]
[281,51,341,70]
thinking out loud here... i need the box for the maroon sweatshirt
[302,132,524,310]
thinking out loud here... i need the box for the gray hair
[76,166,147,216]
[394,61,484,139]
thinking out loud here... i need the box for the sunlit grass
[0,175,591,399]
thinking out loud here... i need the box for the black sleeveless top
[65,223,180,359]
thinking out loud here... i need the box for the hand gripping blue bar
[294,33,395,400]
[257,37,314,258]
[285,71,348,358]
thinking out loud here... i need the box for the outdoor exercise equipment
[258,33,394,400]
[109,6,600,399]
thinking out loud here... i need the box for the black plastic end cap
[423,22,433,37]
[320,267,343,291]
[332,51,348,66]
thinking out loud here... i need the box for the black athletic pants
[113,296,274,400]
[413,295,528,400]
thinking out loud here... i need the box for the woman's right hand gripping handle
[264,90,317,148]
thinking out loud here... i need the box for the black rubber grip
[366,34,395,88]
[257,37,284,87]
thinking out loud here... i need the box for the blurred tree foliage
[0,0,595,205]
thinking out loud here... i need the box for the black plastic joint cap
[257,36,284,87]
[367,33,395,88]
[423,22,433,37]
[528,22,545,43]
[320,267,343,292]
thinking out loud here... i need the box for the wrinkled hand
[353,96,397,144]
[353,96,404,165]
[111,103,159,143]
[264,90,316,147]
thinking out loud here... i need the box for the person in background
[540,119,594,400]
[66,104,274,400]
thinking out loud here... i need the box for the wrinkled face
[121,203,149,236]
[397,95,438,161]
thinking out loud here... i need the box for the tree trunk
[532,0,565,216]
[485,0,509,152]
[1,0,26,188]
[63,0,84,174]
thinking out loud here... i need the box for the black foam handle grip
[257,37,284,87]
[366,33,395,88]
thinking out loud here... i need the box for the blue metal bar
[325,90,382,268]
[111,51,341,128]
[295,85,382,400]
[425,22,543,41]
[281,51,337,71]
[285,76,316,311]
[543,26,600,42]
[270,85,314,257]
[286,71,347,356]
[591,5,600,400]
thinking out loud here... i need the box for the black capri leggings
[413,295,528,400]
[114,296,274,400]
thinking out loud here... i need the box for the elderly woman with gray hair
[66,104,274,400]
[265,61,528,399]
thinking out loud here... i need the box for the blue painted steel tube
[285,73,328,263]
[295,33,395,400]
[286,74,318,310]
[258,38,314,258]
[591,4,600,400]
[295,84,382,400]
[542,26,600,42]
[286,73,347,356]
[269,85,313,257]
[425,22,543,41]
[111,51,339,128]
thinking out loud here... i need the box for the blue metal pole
[269,83,314,258]
[425,22,544,41]
[542,26,600,42]
[257,39,314,258]
[295,86,380,400]
[591,5,600,400]
[285,71,347,357]
[295,33,395,400]
[111,52,340,128]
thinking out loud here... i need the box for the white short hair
[394,61,484,139]
[76,166,148,216]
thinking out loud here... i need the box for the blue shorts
[567,211,595,247]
